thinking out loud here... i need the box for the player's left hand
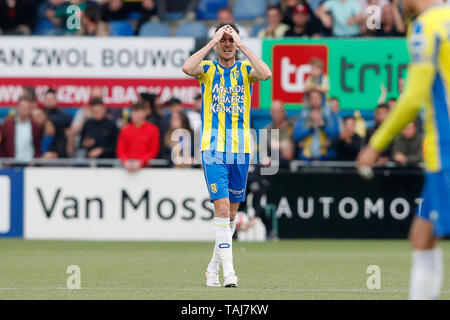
[224,25,243,48]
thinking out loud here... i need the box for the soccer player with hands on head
[182,22,271,288]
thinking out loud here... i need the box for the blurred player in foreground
[357,0,450,299]
[182,23,271,287]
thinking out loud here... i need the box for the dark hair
[376,103,389,110]
[343,116,355,123]
[167,97,182,107]
[214,21,240,35]
[267,5,281,14]
[90,97,104,107]
[131,102,146,111]
[23,86,36,101]
[85,5,101,23]
[17,96,33,105]
[45,88,57,95]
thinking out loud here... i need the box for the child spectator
[304,58,330,106]
[116,102,160,172]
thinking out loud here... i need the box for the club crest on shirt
[210,183,218,194]
[232,70,240,80]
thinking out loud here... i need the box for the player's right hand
[212,26,226,44]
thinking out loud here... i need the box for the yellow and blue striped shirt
[371,4,450,172]
[197,60,256,154]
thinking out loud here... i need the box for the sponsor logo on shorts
[210,183,218,194]
[229,188,245,195]
[218,243,231,249]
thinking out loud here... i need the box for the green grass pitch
[1,239,450,300]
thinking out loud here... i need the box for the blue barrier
[0,168,24,238]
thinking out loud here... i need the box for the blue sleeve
[293,111,313,142]
[323,108,339,139]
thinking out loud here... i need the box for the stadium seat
[108,21,134,36]
[251,23,266,37]
[233,0,267,20]
[196,0,228,20]
[176,22,207,38]
[138,22,170,37]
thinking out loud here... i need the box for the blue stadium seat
[34,19,56,35]
[176,22,207,38]
[233,0,267,20]
[166,12,184,20]
[108,21,134,36]
[251,23,266,37]
[138,22,170,37]
[196,0,228,20]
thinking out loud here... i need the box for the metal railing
[0,158,170,168]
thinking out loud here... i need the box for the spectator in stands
[284,3,320,37]
[43,88,72,131]
[391,121,423,167]
[164,110,194,168]
[258,6,289,39]
[79,98,118,159]
[134,0,158,35]
[336,116,362,161]
[116,102,160,172]
[0,97,42,162]
[54,0,97,34]
[38,0,67,34]
[156,0,199,21]
[277,0,316,29]
[79,5,109,35]
[330,97,340,115]
[304,57,330,107]
[101,0,128,21]
[22,86,39,112]
[316,0,363,37]
[207,7,249,39]
[368,0,405,37]
[365,103,391,165]
[42,88,72,158]
[264,100,295,169]
[166,97,184,116]
[293,90,339,161]
[142,93,170,160]
[387,98,397,111]
[0,0,37,35]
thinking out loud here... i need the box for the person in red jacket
[0,96,42,162]
[116,102,160,172]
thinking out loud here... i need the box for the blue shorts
[416,170,450,237]
[201,150,250,203]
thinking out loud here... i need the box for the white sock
[213,217,235,278]
[409,248,443,300]
[206,219,237,274]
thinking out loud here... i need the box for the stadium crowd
[0,53,424,170]
[0,0,435,170]
[2,0,446,37]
